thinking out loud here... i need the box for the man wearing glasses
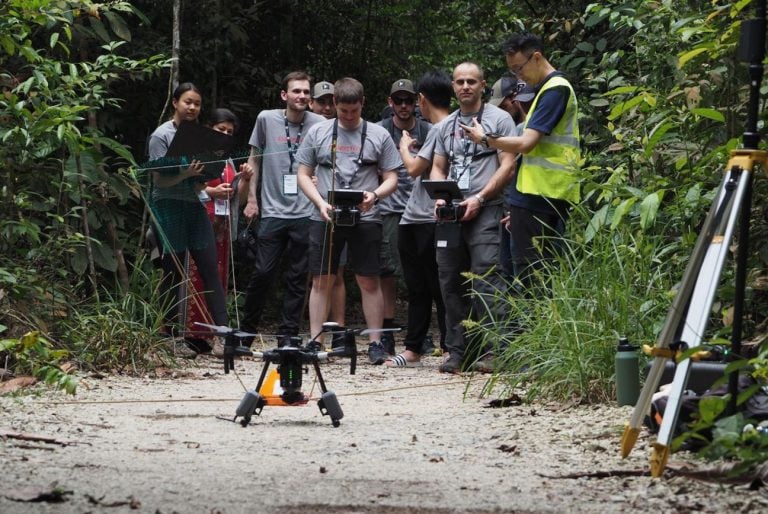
[375,79,432,357]
[310,81,336,119]
[461,32,581,292]
[430,62,516,373]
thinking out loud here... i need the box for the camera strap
[449,103,485,185]
[331,118,368,188]
[283,111,305,173]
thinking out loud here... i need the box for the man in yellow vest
[461,32,580,289]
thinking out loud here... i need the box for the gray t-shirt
[148,120,199,203]
[296,118,403,223]
[400,118,449,224]
[434,103,514,204]
[377,118,432,215]
[249,109,325,219]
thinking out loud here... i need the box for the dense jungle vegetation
[2,0,768,466]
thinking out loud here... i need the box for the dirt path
[1,350,766,513]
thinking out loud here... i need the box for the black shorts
[309,221,382,276]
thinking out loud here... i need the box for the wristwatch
[474,194,486,207]
[480,135,489,147]
[371,191,380,204]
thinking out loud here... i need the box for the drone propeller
[359,327,401,335]
[193,322,259,338]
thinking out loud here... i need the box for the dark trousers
[160,245,228,330]
[501,205,567,292]
[436,204,505,360]
[242,217,309,336]
[398,223,446,354]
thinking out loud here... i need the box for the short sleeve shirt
[505,72,571,216]
[377,118,432,215]
[400,118,449,224]
[296,119,403,223]
[148,120,199,203]
[433,103,514,204]
[249,109,325,218]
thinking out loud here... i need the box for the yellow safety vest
[518,75,581,204]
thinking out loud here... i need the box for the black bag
[236,223,259,261]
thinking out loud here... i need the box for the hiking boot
[166,338,198,359]
[439,353,463,374]
[211,336,225,358]
[420,335,437,356]
[381,332,396,356]
[470,353,496,374]
[368,341,389,365]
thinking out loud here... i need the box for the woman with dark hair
[147,82,229,357]
[184,108,253,352]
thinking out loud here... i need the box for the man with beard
[376,79,432,355]
[430,62,516,373]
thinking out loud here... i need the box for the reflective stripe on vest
[518,75,581,204]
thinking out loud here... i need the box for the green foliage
[1,0,169,334]
[59,256,174,373]
[469,204,677,402]
[0,331,77,394]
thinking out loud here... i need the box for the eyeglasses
[391,96,415,106]
[508,53,534,75]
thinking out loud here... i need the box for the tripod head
[738,0,766,150]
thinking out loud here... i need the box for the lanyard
[449,103,485,182]
[284,111,305,173]
[331,118,368,188]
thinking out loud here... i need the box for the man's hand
[459,196,482,221]
[319,201,334,222]
[244,200,259,219]
[360,191,377,213]
[458,117,485,145]
[399,130,416,154]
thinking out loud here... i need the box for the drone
[193,322,257,373]
[229,323,400,428]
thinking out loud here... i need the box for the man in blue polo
[461,32,581,290]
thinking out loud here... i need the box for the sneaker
[420,335,437,356]
[439,353,462,374]
[166,338,198,359]
[368,341,389,365]
[306,340,323,352]
[381,332,396,356]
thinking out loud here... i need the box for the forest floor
[1,343,767,513]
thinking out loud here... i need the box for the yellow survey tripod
[620,0,768,477]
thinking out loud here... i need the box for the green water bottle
[615,336,640,406]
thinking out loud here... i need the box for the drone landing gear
[234,339,354,428]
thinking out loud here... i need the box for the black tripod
[620,1,767,477]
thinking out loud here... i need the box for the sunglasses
[391,96,415,106]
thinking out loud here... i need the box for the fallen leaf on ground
[0,376,38,393]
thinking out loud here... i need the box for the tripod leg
[649,165,751,477]
[621,169,742,458]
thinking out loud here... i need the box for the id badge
[214,199,230,216]
[455,166,470,191]
[283,174,298,195]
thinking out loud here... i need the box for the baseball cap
[390,79,415,96]
[516,83,536,103]
[488,76,520,106]
[312,81,334,99]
